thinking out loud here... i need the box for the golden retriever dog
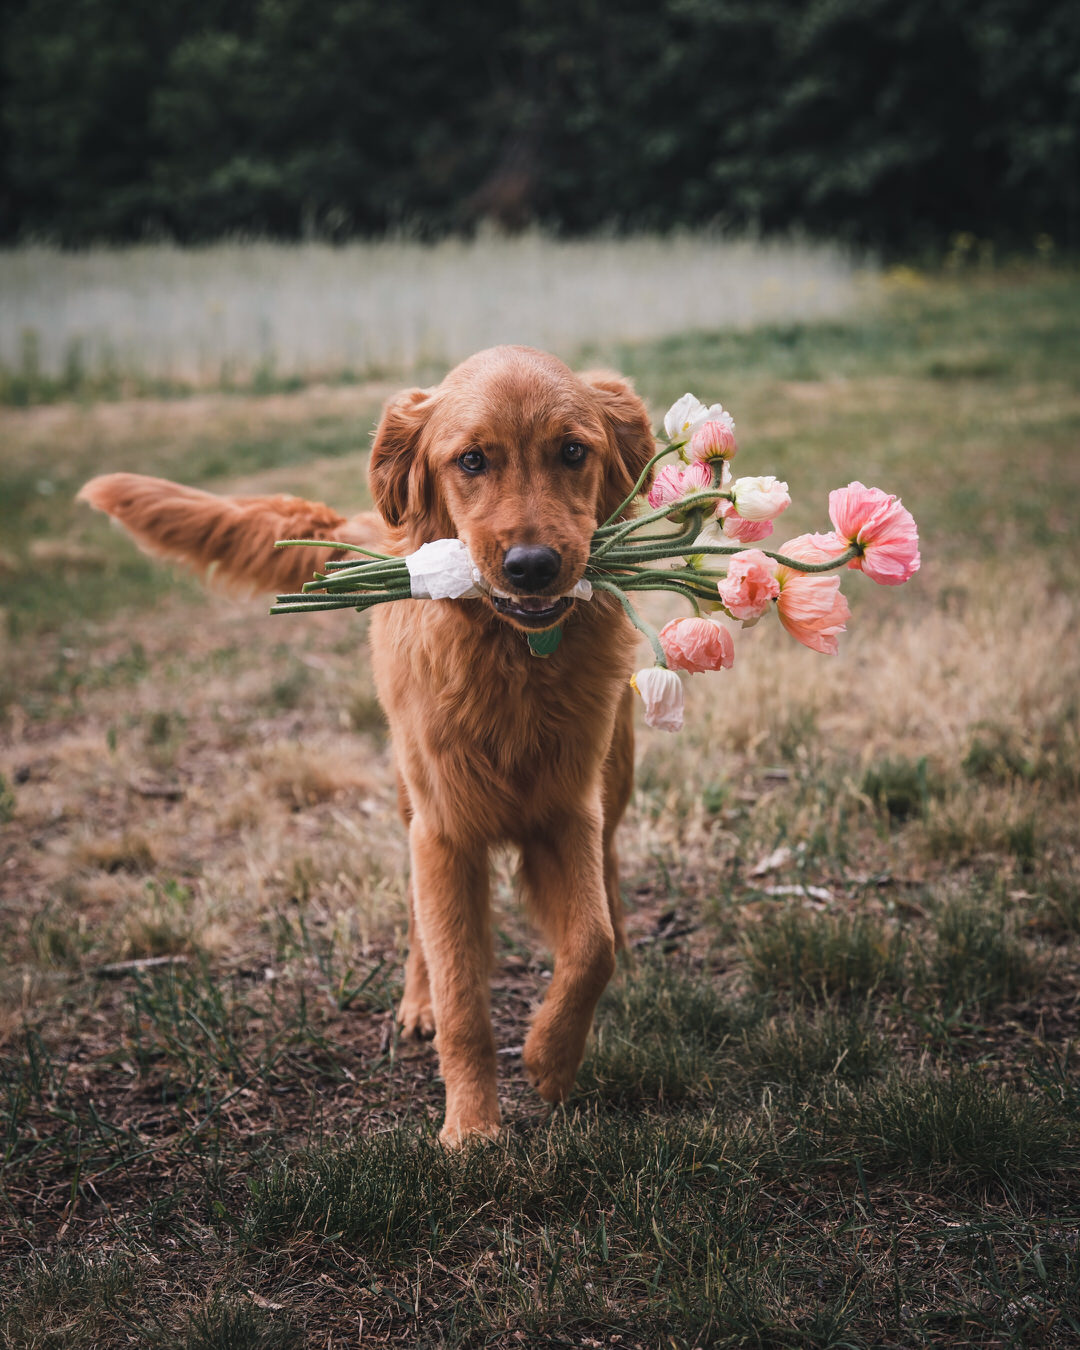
[80,345,655,1145]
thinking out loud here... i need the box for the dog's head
[369,346,655,632]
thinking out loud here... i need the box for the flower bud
[647,462,713,518]
[630,667,684,732]
[730,476,791,522]
[659,616,735,673]
[688,413,737,464]
[717,550,780,621]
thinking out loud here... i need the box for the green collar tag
[528,627,563,657]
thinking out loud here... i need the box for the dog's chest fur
[371,597,637,839]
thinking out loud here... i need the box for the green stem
[684,541,860,573]
[612,575,719,603]
[271,585,413,615]
[597,445,677,529]
[304,566,407,593]
[596,540,860,575]
[593,504,708,560]
[276,538,394,561]
[593,494,721,557]
[591,578,667,667]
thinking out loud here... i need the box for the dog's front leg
[409,817,500,1146]
[520,805,616,1103]
[397,885,436,1039]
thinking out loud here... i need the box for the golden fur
[80,345,654,1144]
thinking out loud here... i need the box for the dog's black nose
[503,545,561,592]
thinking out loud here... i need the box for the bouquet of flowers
[271,394,920,732]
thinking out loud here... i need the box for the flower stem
[684,542,861,573]
[591,578,667,667]
[597,445,677,530]
[592,506,707,561]
[270,586,413,615]
[276,538,394,561]
[613,575,719,604]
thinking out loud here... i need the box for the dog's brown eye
[562,441,588,466]
[459,448,487,474]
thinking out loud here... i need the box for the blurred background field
[0,235,868,397]
[1,0,1079,1342]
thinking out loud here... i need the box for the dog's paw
[523,1028,579,1103]
[439,1114,501,1148]
[397,995,436,1039]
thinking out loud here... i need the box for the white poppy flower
[405,539,483,599]
[630,667,684,732]
[730,476,792,522]
[663,393,707,445]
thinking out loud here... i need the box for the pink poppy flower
[717,550,780,621]
[647,462,714,515]
[687,414,737,464]
[659,616,735,674]
[827,481,921,586]
[773,534,851,655]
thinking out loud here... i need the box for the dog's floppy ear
[368,387,450,540]
[580,371,657,521]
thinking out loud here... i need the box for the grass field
[1,267,1079,1347]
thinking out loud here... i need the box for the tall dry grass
[0,233,872,388]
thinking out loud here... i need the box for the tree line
[2,0,1077,252]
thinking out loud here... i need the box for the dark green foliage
[1038,874,1080,937]
[1,0,1077,249]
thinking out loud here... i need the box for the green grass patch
[742,909,908,1000]
[0,774,15,824]
[578,961,757,1106]
[862,755,937,824]
[179,1298,302,1350]
[930,895,1043,1008]
[1037,873,1080,938]
[842,1070,1075,1187]
[579,961,893,1107]
[0,1252,142,1350]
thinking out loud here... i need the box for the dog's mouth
[488,593,575,630]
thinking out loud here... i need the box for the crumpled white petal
[630,666,684,732]
[690,518,726,552]
[405,539,484,599]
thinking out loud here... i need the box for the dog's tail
[78,472,386,596]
